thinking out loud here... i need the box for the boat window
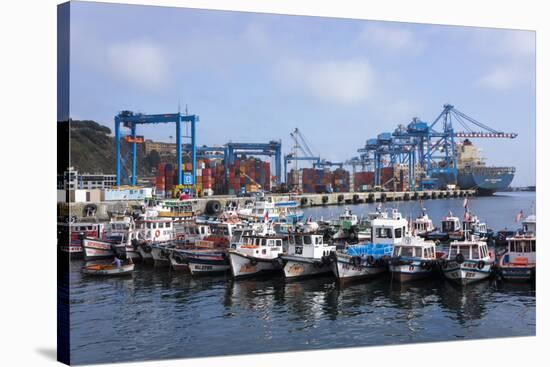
[304,236,312,245]
[401,247,414,257]
[295,236,303,245]
[393,246,401,257]
[288,236,295,245]
[276,240,282,247]
[315,236,322,245]
[261,239,267,247]
[395,228,402,239]
[268,240,275,247]
[423,248,428,258]
[449,246,457,257]
[459,246,471,259]
[471,245,479,259]
[532,241,536,252]
[376,228,393,238]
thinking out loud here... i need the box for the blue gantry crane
[114,110,198,187]
[353,104,517,191]
[225,141,282,185]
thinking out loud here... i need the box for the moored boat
[440,233,495,285]
[228,234,285,278]
[331,208,407,283]
[280,232,335,279]
[388,235,440,282]
[81,263,135,276]
[497,215,536,282]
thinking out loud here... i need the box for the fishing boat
[280,233,336,279]
[425,212,461,242]
[135,217,175,262]
[440,232,495,285]
[449,211,490,241]
[59,221,105,258]
[227,234,285,278]
[497,215,536,281]
[174,222,211,244]
[331,208,407,283]
[81,263,135,276]
[82,215,138,261]
[330,208,359,240]
[388,235,440,282]
[238,198,304,223]
[412,210,435,237]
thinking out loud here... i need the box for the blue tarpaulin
[345,243,393,258]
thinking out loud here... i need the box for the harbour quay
[58,189,475,221]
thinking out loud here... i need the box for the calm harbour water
[70,192,536,365]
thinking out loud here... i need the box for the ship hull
[457,167,515,195]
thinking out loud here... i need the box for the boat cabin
[230,228,255,248]
[371,209,409,245]
[136,218,174,242]
[462,214,487,235]
[287,233,336,258]
[448,237,490,261]
[441,213,461,233]
[237,234,285,258]
[175,223,211,242]
[70,222,105,241]
[522,215,536,235]
[505,234,536,265]
[392,236,436,259]
[413,213,435,234]
[338,208,359,227]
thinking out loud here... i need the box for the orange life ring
[155,229,161,237]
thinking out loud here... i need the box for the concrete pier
[59,189,476,221]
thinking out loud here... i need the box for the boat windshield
[442,220,457,232]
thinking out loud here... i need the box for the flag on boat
[463,197,469,208]
[464,210,470,221]
[263,211,269,223]
[515,209,524,223]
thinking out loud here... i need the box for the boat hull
[150,246,171,265]
[82,238,116,260]
[441,260,493,285]
[188,256,230,275]
[281,255,332,279]
[498,265,535,282]
[389,262,435,282]
[331,253,387,283]
[137,244,154,261]
[228,251,281,278]
[81,263,134,276]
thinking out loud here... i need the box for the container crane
[284,128,321,183]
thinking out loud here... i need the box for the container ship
[433,139,515,195]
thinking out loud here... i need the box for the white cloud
[277,59,375,105]
[475,65,526,90]
[357,23,425,54]
[472,30,535,59]
[106,40,169,91]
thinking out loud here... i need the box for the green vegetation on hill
[64,120,158,175]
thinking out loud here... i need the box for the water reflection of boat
[437,280,492,324]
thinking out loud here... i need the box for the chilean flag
[263,211,269,223]
[463,197,469,209]
[515,209,524,223]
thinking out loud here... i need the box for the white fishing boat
[280,233,335,279]
[82,215,136,261]
[497,215,536,282]
[59,221,105,258]
[228,234,285,278]
[238,198,304,223]
[331,208,407,283]
[81,263,135,276]
[412,210,435,236]
[174,222,211,244]
[441,232,495,285]
[135,218,175,262]
[389,235,440,282]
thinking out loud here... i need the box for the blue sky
[69,1,536,186]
